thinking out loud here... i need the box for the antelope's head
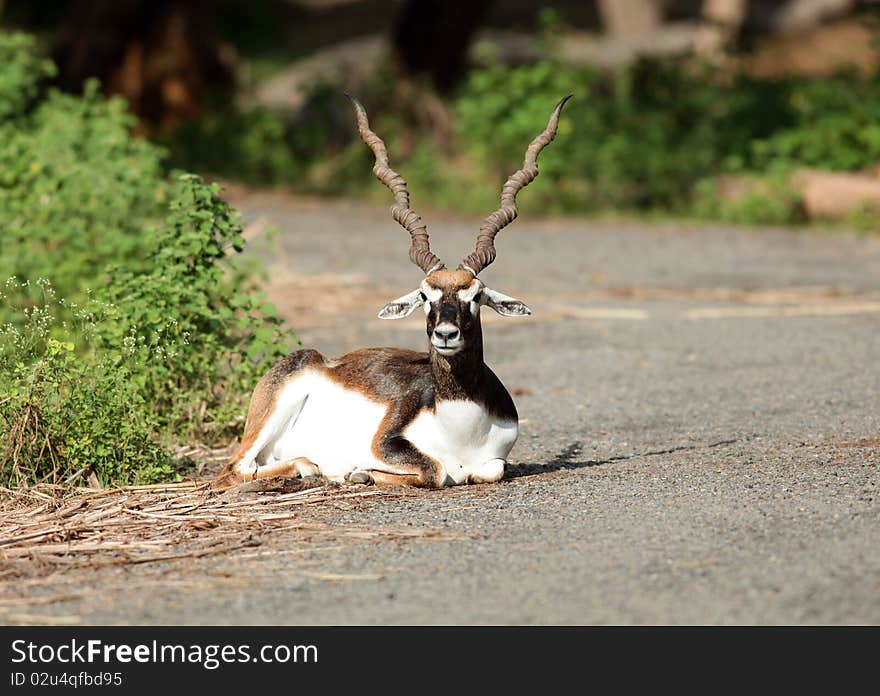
[347,93,572,357]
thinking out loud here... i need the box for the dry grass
[0,478,464,622]
[0,479,449,576]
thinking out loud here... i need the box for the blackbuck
[218,94,572,488]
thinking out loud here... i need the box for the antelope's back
[325,348,435,409]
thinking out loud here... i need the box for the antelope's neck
[429,326,486,403]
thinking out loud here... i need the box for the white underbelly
[271,374,385,478]
[404,399,518,485]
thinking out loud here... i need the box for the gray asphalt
[18,194,880,624]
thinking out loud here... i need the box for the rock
[797,168,880,219]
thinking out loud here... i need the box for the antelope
[217,94,572,489]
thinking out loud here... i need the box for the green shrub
[0,72,168,309]
[160,50,880,226]
[453,59,880,220]
[164,84,340,187]
[748,73,880,172]
[0,176,295,490]
[0,32,56,119]
[168,107,301,186]
[0,279,174,488]
[692,171,805,226]
[100,175,292,441]
[0,33,298,490]
[453,59,797,213]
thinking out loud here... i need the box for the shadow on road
[509,438,739,479]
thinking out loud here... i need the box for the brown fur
[369,471,422,486]
[425,268,475,290]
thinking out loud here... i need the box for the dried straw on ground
[0,478,461,622]
[0,479,454,577]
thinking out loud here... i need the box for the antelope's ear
[378,288,424,319]
[483,287,532,317]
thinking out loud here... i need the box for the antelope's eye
[419,291,427,302]
[473,291,483,303]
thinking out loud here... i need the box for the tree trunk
[694,0,747,54]
[54,0,236,133]
[392,0,491,92]
[596,0,663,36]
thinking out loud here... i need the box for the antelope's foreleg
[249,457,320,480]
[347,435,444,487]
[366,471,422,486]
[358,399,446,488]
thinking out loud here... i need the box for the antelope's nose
[433,325,460,343]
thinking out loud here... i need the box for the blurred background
[6,0,880,226]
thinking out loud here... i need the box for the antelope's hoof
[468,458,506,484]
[291,457,321,478]
[346,470,373,485]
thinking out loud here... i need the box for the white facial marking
[456,280,483,303]
[420,281,443,310]
[457,280,484,317]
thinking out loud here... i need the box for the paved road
[24,195,880,624]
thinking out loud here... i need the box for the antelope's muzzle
[431,322,463,355]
